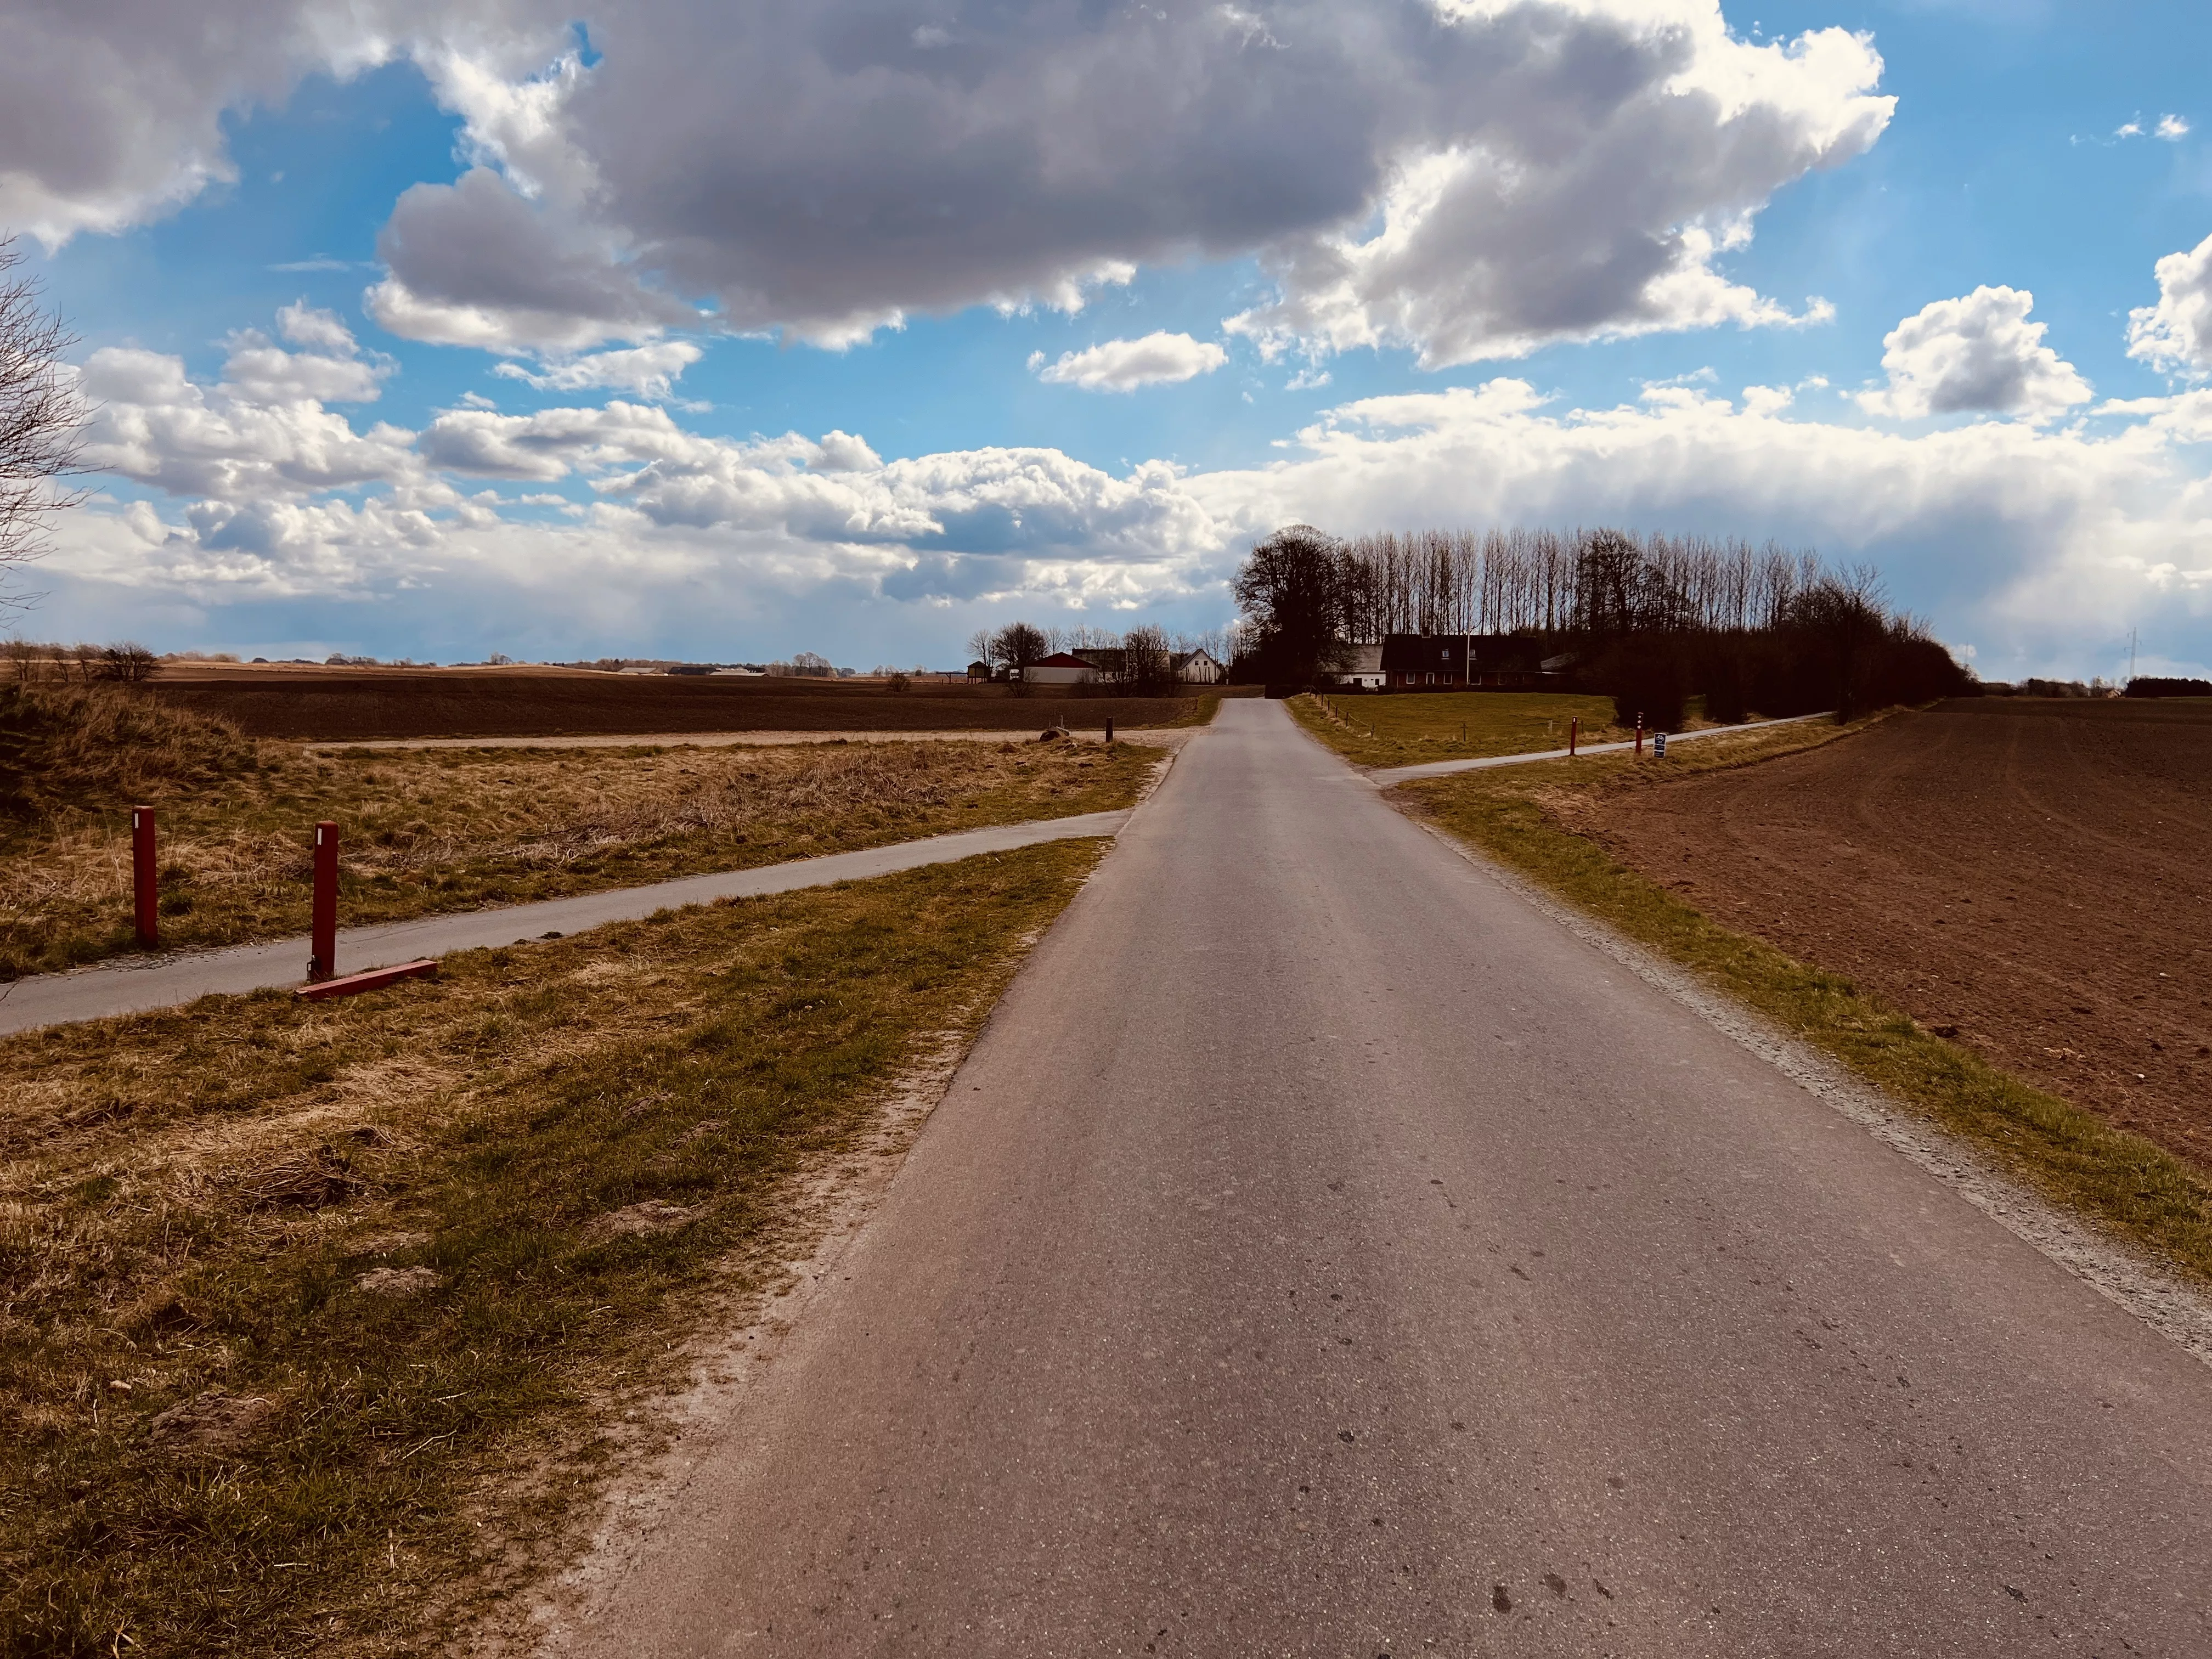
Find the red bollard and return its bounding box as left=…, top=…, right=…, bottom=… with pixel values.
left=1568, top=717, right=1578, bottom=757
left=1635, top=714, right=1645, bottom=756
left=131, top=805, right=158, bottom=947
left=309, top=821, right=339, bottom=982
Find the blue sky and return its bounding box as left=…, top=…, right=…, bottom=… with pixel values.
left=9, top=0, right=2212, bottom=676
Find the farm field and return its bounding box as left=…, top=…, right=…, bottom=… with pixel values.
left=1588, top=698, right=2212, bottom=1171
left=148, top=664, right=1239, bottom=741
left=1, top=716, right=1153, bottom=978
left=1293, top=689, right=1627, bottom=768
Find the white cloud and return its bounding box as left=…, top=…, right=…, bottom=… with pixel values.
left=1857, top=286, right=2090, bottom=421
left=78, top=308, right=421, bottom=501
left=1223, top=5, right=1887, bottom=366
left=2129, top=232, right=2212, bottom=377
left=0, top=2, right=568, bottom=246
left=4, top=0, right=1894, bottom=366
left=491, top=340, right=704, bottom=397
left=1033, top=334, right=1227, bottom=393
left=52, top=294, right=2212, bottom=678
left=2159, top=115, right=2192, bottom=141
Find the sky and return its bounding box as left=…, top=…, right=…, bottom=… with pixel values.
left=5, top=0, right=2211, bottom=678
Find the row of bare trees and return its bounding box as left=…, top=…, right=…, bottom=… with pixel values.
left=1334, top=527, right=1840, bottom=640
left=1234, top=523, right=1972, bottom=723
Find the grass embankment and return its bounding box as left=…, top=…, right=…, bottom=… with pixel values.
left=0, top=839, right=1105, bottom=1655
left=1398, top=719, right=2212, bottom=1286
left=1290, top=690, right=1627, bottom=769
left=1, top=686, right=1150, bottom=978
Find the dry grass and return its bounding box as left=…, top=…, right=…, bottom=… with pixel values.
left=1398, top=719, right=2212, bottom=1289
left=1, top=729, right=1150, bottom=977
left=1289, top=689, right=1628, bottom=769
left=0, top=681, right=260, bottom=814
left=0, top=838, right=1107, bottom=1656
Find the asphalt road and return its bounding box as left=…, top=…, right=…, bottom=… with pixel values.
left=551, top=698, right=2212, bottom=1657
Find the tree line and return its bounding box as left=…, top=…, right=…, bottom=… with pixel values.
left=964, top=621, right=1226, bottom=693
left=1233, top=524, right=1974, bottom=726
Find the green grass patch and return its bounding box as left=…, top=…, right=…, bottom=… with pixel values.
left=0, top=839, right=1105, bottom=1656
left=1290, top=689, right=1627, bottom=768
left=1397, top=730, right=2212, bottom=1288
left=1, top=735, right=1152, bottom=979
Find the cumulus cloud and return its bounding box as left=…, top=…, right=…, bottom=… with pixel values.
left=2129, top=232, right=2212, bottom=377
left=1032, top=334, right=1227, bottom=392
left=0, top=1, right=567, bottom=245
left=1857, top=287, right=2090, bottom=421
left=366, top=166, right=700, bottom=352
left=491, top=340, right=704, bottom=397
left=2158, top=115, right=2192, bottom=141
left=79, top=311, right=422, bottom=501
left=4, top=0, right=1893, bottom=366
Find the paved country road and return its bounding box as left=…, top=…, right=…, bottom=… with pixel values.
left=547, top=699, right=2212, bottom=1657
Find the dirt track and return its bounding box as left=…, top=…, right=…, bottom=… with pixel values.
left=149, top=668, right=1231, bottom=741
left=1592, top=698, right=2212, bottom=1171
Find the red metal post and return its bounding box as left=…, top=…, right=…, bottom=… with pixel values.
left=131, top=805, right=158, bottom=947
left=1635, top=714, right=1645, bottom=756
left=1568, top=718, right=1578, bottom=757
left=309, top=820, right=339, bottom=982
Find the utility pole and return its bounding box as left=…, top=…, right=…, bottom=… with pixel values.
left=2129, top=627, right=2138, bottom=684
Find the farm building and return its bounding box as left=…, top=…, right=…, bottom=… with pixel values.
left=1171, top=648, right=1227, bottom=684
left=1020, top=652, right=1102, bottom=685
left=1325, top=643, right=1386, bottom=689
left=1376, top=634, right=1554, bottom=690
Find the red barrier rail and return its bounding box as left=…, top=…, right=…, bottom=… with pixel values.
left=295, top=958, right=439, bottom=1002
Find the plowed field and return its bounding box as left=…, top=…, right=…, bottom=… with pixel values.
left=1591, top=698, right=2212, bottom=1171
left=148, top=665, right=1229, bottom=741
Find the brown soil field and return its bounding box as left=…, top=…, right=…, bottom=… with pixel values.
left=148, top=665, right=1241, bottom=741
left=1589, top=698, right=2212, bottom=1170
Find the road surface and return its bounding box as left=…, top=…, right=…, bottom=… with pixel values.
left=550, top=698, right=2212, bottom=1656
left=0, top=810, right=1128, bottom=1036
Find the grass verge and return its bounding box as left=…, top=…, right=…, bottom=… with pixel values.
left=2, top=734, right=1152, bottom=978
left=0, top=838, right=1106, bottom=1656
left=1289, top=689, right=1627, bottom=769
left=1397, top=720, right=2212, bottom=1288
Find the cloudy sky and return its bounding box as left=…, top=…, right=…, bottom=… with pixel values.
left=7, top=0, right=2211, bottom=676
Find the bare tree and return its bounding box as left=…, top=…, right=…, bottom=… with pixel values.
left=0, top=236, right=84, bottom=607
left=989, top=621, right=1050, bottom=674
left=1122, top=623, right=1172, bottom=691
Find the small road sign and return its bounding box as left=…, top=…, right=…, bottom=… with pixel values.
left=1653, top=731, right=1668, bottom=758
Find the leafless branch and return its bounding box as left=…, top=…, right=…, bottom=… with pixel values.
left=0, top=234, right=87, bottom=606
